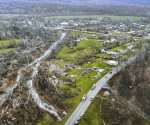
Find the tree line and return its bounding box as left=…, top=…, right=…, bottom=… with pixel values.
left=0, top=1, right=150, bottom=17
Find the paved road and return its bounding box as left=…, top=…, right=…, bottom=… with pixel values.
left=65, top=55, right=137, bottom=125
left=65, top=69, right=117, bottom=125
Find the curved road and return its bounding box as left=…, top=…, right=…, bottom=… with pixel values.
left=65, top=55, right=137, bottom=125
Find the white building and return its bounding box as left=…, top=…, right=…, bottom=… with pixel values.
left=105, top=60, right=118, bottom=66
left=104, top=91, right=110, bottom=97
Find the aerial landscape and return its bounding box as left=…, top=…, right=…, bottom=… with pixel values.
left=0, top=0, right=150, bottom=125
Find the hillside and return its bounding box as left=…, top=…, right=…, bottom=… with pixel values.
left=1, top=0, right=150, bottom=5
left=0, top=0, right=150, bottom=16
left=0, top=1, right=150, bottom=125
left=106, top=44, right=150, bottom=125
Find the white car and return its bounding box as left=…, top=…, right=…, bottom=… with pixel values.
left=82, top=95, right=87, bottom=100
left=80, top=112, right=84, bottom=117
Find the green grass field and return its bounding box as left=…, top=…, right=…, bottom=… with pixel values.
left=0, top=39, right=21, bottom=48
left=0, top=48, right=16, bottom=54
left=79, top=95, right=106, bottom=125
left=46, top=15, right=142, bottom=21
left=0, top=39, right=21, bottom=54
left=57, top=39, right=103, bottom=62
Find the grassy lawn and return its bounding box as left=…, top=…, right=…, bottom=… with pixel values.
left=82, top=58, right=112, bottom=69
left=37, top=112, right=55, bottom=125
left=46, top=15, right=100, bottom=19
left=79, top=97, right=102, bottom=125
left=70, top=32, right=102, bottom=41
left=62, top=60, right=111, bottom=94
left=57, top=39, right=103, bottom=62
left=57, top=46, right=76, bottom=61
left=108, top=15, right=142, bottom=21
left=111, top=41, right=137, bottom=53
left=111, top=39, right=144, bottom=57
left=111, top=44, right=127, bottom=52
left=77, top=39, right=102, bottom=48
left=46, top=15, right=142, bottom=21
left=97, top=53, right=111, bottom=59
left=0, top=39, right=21, bottom=54
left=0, top=39, right=21, bottom=48
left=79, top=94, right=107, bottom=125
left=0, top=48, right=16, bottom=54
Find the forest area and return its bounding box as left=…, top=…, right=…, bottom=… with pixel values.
left=106, top=42, right=150, bottom=125
left=0, top=1, right=150, bottom=17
